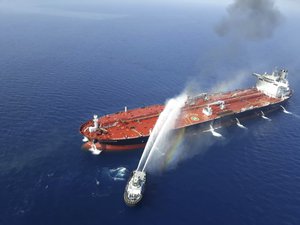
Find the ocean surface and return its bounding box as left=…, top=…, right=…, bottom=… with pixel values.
left=1, top=1, right=300, bottom=225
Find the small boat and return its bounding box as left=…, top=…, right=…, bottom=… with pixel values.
left=124, top=170, right=146, bottom=206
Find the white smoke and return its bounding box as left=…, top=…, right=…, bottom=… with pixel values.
left=210, top=70, right=250, bottom=93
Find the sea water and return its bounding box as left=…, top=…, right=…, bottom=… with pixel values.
left=0, top=1, right=300, bottom=225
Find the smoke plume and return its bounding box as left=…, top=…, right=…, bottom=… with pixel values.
left=215, top=0, right=283, bottom=41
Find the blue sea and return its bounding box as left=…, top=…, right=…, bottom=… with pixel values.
left=1, top=1, right=300, bottom=225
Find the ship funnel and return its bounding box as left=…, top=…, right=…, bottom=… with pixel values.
left=279, top=69, right=288, bottom=80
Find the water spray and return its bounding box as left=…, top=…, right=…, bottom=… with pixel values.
left=280, top=105, right=292, bottom=114
left=261, top=111, right=272, bottom=121
left=280, top=105, right=300, bottom=119
left=141, top=95, right=187, bottom=172
left=236, top=118, right=247, bottom=129
left=142, top=106, right=179, bottom=172
left=89, top=142, right=102, bottom=155
left=136, top=100, right=178, bottom=171
left=209, top=125, right=223, bottom=138
left=124, top=95, right=186, bottom=206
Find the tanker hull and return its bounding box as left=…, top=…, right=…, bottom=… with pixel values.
left=81, top=99, right=289, bottom=151
left=80, top=69, right=292, bottom=152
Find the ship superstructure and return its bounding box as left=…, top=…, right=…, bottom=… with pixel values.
left=80, top=69, right=292, bottom=152
left=253, top=69, right=290, bottom=98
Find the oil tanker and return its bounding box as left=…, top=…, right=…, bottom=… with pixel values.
left=80, top=69, right=291, bottom=153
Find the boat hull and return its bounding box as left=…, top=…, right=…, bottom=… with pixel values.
left=123, top=191, right=143, bottom=207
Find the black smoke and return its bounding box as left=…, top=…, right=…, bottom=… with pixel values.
left=215, top=0, right=283, bottom=41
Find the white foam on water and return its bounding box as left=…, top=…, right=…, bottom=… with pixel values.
left=108, top=167, right=128, bottom=181
left=82, top=136, right=89, bottom=142
left=89, top=143, right=102, bottom=155
left=91, top=149, right=102, bottom=155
